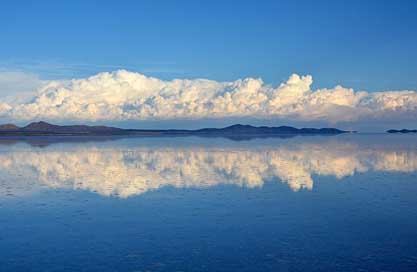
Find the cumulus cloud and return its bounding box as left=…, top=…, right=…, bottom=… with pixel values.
left=0, top=70, right=416, bottom=123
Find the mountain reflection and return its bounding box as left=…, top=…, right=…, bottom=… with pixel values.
left=1, top=139, right=416, bottom=198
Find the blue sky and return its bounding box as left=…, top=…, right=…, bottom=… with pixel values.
left=0, top=0, right=416, bottom=130
left=1, top=0, right=417, bottom=90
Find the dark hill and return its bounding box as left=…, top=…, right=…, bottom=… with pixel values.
left=0, top=124, right=20, bottom=130
left=22, top=121, right=123, bottom=134
left=0, top=121, right=350, bottom=137
left=195, top=124, right=347, bottom=135
left=387, top=129, right=417, bottom=134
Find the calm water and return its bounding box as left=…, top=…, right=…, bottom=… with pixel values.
left=1, top=134, right=417, bottom=271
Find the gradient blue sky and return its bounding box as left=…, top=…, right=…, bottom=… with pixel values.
left=1, top=0, right=416, bottom=91
left=0, top=0, right=416, bottom=131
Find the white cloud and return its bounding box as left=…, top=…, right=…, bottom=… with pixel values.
left=0, top=69, right=416, bottom=123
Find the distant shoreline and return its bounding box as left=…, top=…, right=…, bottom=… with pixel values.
left=387, top=129, right=417, bottom=134
left=0, top=121, right=352, bottom=138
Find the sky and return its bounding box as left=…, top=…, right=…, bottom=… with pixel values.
left=0, top=0, right=416, bottom=130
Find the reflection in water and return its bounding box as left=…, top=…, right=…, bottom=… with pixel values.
left=1, top=139, right=417, bottom=198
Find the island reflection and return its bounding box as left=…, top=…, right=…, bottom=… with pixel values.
left=1, top=137, right=416, bottom=198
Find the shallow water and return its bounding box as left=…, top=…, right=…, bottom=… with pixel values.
left=1, top=134, right=417, bottom=271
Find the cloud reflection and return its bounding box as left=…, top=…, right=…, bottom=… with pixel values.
left=0, top=140, right=416, bottom=198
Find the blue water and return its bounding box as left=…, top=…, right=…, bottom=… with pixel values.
left=1, top=134, right=417, bottom=271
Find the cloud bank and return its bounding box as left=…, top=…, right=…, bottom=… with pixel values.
left=0, top=70, right=416, bottom=123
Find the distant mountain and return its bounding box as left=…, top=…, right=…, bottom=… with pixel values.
left=0, top=121, right=123, bottom=135
left=0, top=121, right=350, bottom=137
left=21, top=121, right=123, bottom=133
left=387, top=129, right=417, bottom=134
left=0, top=124, right=20, bottom=130
left=194, top=124, right=347, bottom=135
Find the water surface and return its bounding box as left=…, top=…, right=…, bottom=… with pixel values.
left=1, top=134, right=417, bottom=271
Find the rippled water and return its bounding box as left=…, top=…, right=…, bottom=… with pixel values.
left=1, top=134, right=417, bottom=271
